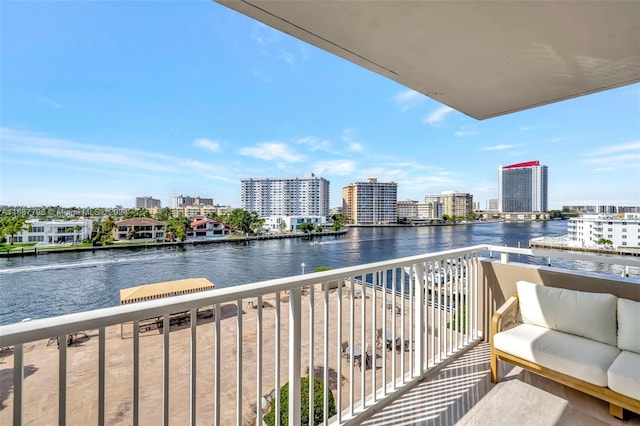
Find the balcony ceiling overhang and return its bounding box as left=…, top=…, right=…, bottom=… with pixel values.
left=216, top=0, right=640, bottom=120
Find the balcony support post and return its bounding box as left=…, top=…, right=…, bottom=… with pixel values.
left=288, top=287, right=301, bottom=426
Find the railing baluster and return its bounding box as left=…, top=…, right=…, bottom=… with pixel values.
left=400, top=268, right=405, bottom=384
left=163, top=315, right=170, bottom=426
left=190, top=310, right=197, bottom=425
left=323, top=281, right=329, bottom=425
left=13, top=343, right=23, bottom=426
left=360, top=276, right=366, bottom=409
left=414, top=262, right=425, bottom=376
left=288, top=288, right=301, bottom=426
left=133, top=320, right=140, bottom=426
left=308, top=285, right=314, bottom=425
left=408, top=265, right=414, bottom=378
left=336, top=278, right=343, bottom=423
left=214, top=304, right=221, bottom=426
left=391, top=268, right=397, bottom=391
left=98, top=327, right=105, bottom=426
left=257, top=296, right=263, bottom=426
left=236, top=300, right=243, bottom=426
left=371, top=271, right=377, bottom=402
left=349, top=276, right=354, bottom=416
left=275, top=292, right=280, bottom=426
left=59, top=334, right=67, bottom=426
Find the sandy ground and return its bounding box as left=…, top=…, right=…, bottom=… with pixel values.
left=1, top=283, right=459, bottom=425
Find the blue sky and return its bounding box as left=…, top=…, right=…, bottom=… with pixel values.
left=1, top=1, right=639, bottom=210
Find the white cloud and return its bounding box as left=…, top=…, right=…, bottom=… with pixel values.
left=583, top=153, right=640, bottom=165
left=590, top=141, right=640, bottom=155
left=204, top=174, right=236, bottom=183
left=238, top=142, right=304, bottom=162
left=348, top=141, right=363, bottom=152
left=193, top=138, right=221, bottom=152
left=297, top=136, right=334, bottom=152
left=393, top=90, right=424, bottom=111
left=482, top=144, right=515, bottom=151
left=41, top=96, right=63, bottom=109
left=1, top=127, right=175, bottom=173
left=424, top=105, right=454, bottom=125
left=313, top=159, right=356, bottom=176
left=454, top=131, right=479, bottom=137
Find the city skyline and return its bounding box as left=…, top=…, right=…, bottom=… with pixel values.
left=1, top=1, right=639, bottom=210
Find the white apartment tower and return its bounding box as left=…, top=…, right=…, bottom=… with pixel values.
left=343, top=178, right=398, bottom=225
left=135, top=196, right=161, bottom=209
left=498, top=161, right=548, bottom=213
left=240, top=173, right=330, bottom=218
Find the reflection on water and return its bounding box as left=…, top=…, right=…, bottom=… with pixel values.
left=0, top=221, right=636, bottom=325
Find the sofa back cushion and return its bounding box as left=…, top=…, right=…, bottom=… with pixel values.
left=516, top=281, right=617, bottom=346
left=618, top=298, right=640, bottom=353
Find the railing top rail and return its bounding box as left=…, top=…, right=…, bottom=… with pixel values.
left=0, top=245, right=488, bottom=346
left=487, top=244, right=640, bottom=268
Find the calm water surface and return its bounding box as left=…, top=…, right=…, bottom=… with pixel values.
left=0, top=221, right=633, bottom=325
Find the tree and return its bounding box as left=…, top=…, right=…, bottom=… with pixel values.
left=597, top=238, right=613, bottom=247
left=0, top=216, right=30, bottom=245
left=154, top=207, right=173, bottom=222
left=299, top=222, right=315, bottom=234
left=331, top=213, right=347, bottom=231
left=101, top=216, right=116, bottom=234
left=167, top=215, right=191, bottom=241
left=279, top=219, right=287, bottom=233
left=315, top=225, right=323, bottom=232
left=263, top=377, right=336, bottom=426
left=469, top=211, right=478, bottom=221
left=226, top=209, right=263, bottom=235
left=123, top=208, right=151, bottom=219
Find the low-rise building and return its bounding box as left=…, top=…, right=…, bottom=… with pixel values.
left=568, top=214, right=640, bottom=249
left=190, top=216, right=229, bottom=237
left=14, top=219, right=93, bottom=244
left=262, top=215, right=326, bottom=232
left=114, top=218, right=166, bottom=241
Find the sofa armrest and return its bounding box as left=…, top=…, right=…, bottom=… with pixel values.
left=491, top=296, right=519, bottom=337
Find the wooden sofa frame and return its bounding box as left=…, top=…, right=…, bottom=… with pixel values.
left=490, top=295, right=640, bottom=420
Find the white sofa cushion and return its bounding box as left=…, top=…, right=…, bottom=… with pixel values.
left=516, top=281, right=617, bottom=346
left=493, top=323, right=620, bottom=386
left=617, top=298, right=640, bottom=353
left=608, top=350, right=640, bottom=400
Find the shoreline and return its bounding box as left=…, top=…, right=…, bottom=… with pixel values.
left=0, top=229, right=349, bottom=258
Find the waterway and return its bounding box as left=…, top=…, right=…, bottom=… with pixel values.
left=0, top=221, right=634, bottom=325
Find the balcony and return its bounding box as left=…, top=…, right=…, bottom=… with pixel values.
left=1, top=245, right=639, bottom=425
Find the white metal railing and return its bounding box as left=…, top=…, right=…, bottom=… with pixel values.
left=1, top=244, right=639, bottom=426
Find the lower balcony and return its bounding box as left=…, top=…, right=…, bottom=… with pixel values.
left=0, top=245, right=638, bottom=425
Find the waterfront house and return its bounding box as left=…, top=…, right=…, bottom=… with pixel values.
left=114, top=217, right=166, bottom=241
left=14, top=219, right=93, bottom=244
left=190, top=216, right=229, bottom=237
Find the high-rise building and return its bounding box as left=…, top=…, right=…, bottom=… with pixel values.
left=135, top=196, right=161, bottom=209
left=498, top=161, right=548, bottom=213
left=172, top=195, right=214, bottom=208
left=440, top=191, right=474, bottom=218
left=240, top=173, right=330, bottom=218
left=486, top=198, right=499, bottom=211
left=343, top=178, right=397, bottom=225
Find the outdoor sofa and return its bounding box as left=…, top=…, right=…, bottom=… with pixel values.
left=491, top=280, right=640, bottom=419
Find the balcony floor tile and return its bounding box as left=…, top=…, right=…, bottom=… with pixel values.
left=362, top=342, right=640, bottom=426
